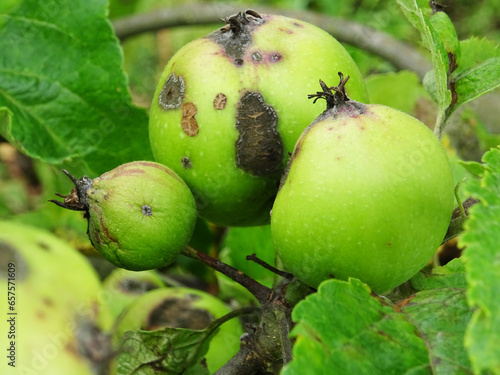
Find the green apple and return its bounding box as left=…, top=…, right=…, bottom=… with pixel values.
left=113, top=287, right=243, bottom=373
left=101, top=268, right=165, bottom=320
left=52, top=161, right=197, bottom=271
left=0, top=221, right=112, bottom=374
left=149, top=10, right=368, bottom=226
left=271, top=76, right=455, bottom=294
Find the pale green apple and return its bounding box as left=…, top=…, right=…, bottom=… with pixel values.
left=0, top=221, right=112, bottom=374
left=113, top=287, right=243, bottom=373
left=149, top=10, right=368, bottom=226
left=271, top=79, right=454, bottom=294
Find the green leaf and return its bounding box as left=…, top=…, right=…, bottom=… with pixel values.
left=451, top=57, right=500, bottom=113
left=459, top=109, right=500, bottom=153
left=220, top=226, right=276, bottom=287
left=399, top=288, right=473, bottom=374
left=283, top=278, right=430, bottom=375
left=365, top=71, right=428, bottom=115
left=429, top=11, right=461, bottom=66
left=455, top=37, right=500, bottom=76
left=446, top=38, right=500, bottom=115
left=0, top=0, right=153, bottom=176
left=397, top=0, right=451, bottom=112
left=459, top=161, right=487, bottom=178
left=459, top=147, right=500, bottom=375
left=217, top=226, right=276, bottom=305
left=116, top=328, right=210, bottom=375
left=410, top=257, right=467, bottom=292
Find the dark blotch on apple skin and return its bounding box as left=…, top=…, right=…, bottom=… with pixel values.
left=158, top=73, right=185, bottom=110
left=207, top=10, right=265, bottom=65
left=181, top=156, right=192, bottom=169
left=119, top=278, right=159, bottom=295
left=147, top=297, right=214, bottom=331
left=235, top=92, right=283, bottom=176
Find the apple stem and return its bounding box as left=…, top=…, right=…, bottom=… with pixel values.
left=308, top=72, right=351, bottom=110
left=181, top=245, right=271, bottom=304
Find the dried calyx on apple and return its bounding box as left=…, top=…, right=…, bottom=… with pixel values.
left=271, top=73, right=455, bottom=294
left=51, top=161, right=197, bottom=271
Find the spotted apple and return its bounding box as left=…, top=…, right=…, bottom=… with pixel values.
left=149, top=10, right=368, bottom=226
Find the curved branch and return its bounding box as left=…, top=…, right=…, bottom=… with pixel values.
left=111, top=3, right=432, bottom=80
left=181, top=246, right=271, bottom=305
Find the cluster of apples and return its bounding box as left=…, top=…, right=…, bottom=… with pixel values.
left=54, top=10, right=454, bottom=295
left=0, top=222, right=242, bottom=374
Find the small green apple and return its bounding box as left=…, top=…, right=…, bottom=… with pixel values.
left=113, top=287, right=243, bottom=373
left=51, top=161, right=197, bottom=271
left=271, top=75, right=455, bottom=294
left=149, top=10, right=368, bottom=226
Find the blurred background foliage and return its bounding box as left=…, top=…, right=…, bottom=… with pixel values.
left=106, top=0, right=500, bottom=105
left=1, top=0, right=499, bottom=283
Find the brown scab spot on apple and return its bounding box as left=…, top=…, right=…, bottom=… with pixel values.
left=158, top=73, right=185, bottom=110
left=147, top=296, right=214, bottom=331
left=235, top=92, right=283, bottom=176
left=181, top=156, right=192, bottom=169
left=213, top=93, right=227, bottom=110
left=181, top=102, right=199, bottom=137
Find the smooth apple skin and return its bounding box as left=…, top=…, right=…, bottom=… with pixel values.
left=271, top=104, right=455, bottom=294
left=149, top=13, right=368, bottom=226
